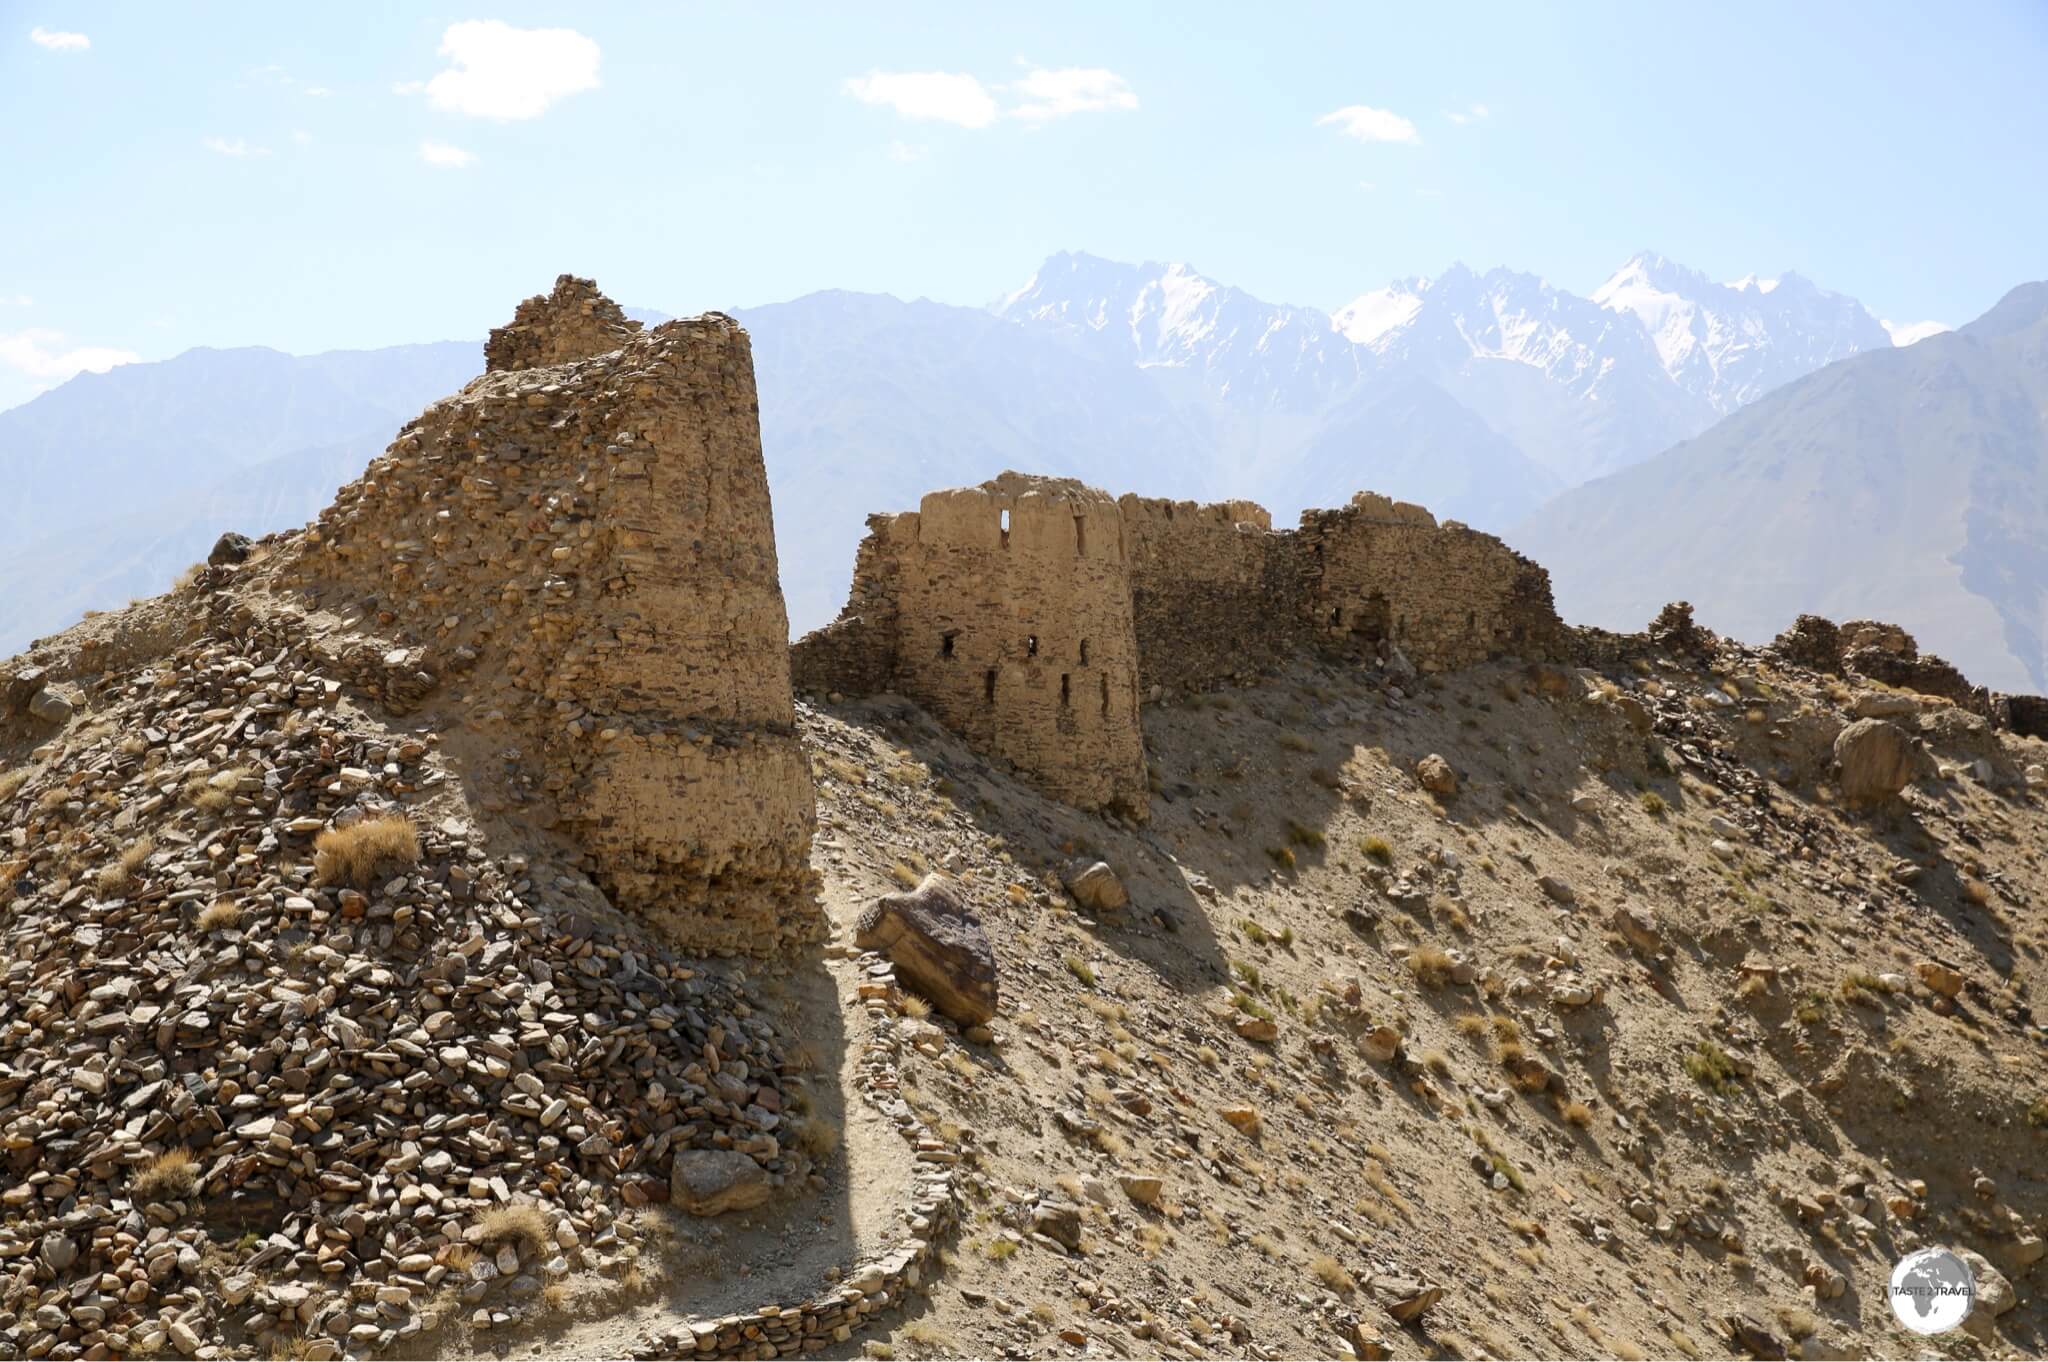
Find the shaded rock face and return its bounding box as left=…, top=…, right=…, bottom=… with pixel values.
left=853, top=875, right=998, bottom=1025
left=670, top=1149, right=772, bottom=1216
left=1834, top=718, right=1918, bottom=805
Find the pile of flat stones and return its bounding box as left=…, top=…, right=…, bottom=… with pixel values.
left=0, top=621, right=811, bottom=1358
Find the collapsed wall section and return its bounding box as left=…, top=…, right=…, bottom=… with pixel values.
left=282, top=298, right=817, bottom=954
left=1300, top=492, right=1565, bottom=671
left=795, top=473, right=1149, bottom=817
left=485, top=274, right=643, bottom=373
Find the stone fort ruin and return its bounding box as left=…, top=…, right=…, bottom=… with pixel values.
left=276, top=276, right=817, bottom=953
left=794, top=474, right=1566, bottom=813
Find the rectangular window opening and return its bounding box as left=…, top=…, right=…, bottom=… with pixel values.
left=984, top=668, right=997, bottom=705
left=1060, top=673, right=1071, bottom=706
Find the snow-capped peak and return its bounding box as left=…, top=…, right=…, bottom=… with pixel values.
left=1727, top=273, right=1779, bottom=294
left=1332, top=281, right=1423, bottom=344
left=1882, top=318, right=1951, bottom=347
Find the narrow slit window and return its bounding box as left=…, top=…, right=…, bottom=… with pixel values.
left=1079, top=638, right=1090, bottom=665
left=1060, top=673, right=1071, bottom=706
left=1026, top=634, right=1038, bottom=658
left=1099, top=672, right=1110, bottom=717
left=984, top=668, right=997, bottom=704
left=1074, top=515, right=1087, bottom=556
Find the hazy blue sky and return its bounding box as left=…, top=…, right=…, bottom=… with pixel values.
left=4, top=2, right=2045, bottom=410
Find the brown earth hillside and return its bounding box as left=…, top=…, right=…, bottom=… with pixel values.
left=0, top=278, right=2044, bottom=1362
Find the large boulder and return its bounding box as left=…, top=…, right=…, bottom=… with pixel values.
left=1414, top=754, right=1458, bottom=796
left=1833, top=718, right=1918, bottom=805
left=670, top=1149, right=771, bottom=1216
left=1064, top=861, right=1128, bottom=912
left=208, top=532, right=253, bottom=566
left=854, top=874, right=998, bottom=1025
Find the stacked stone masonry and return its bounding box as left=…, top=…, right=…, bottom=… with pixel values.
left=278, top=283, right=817, bottom=954
left=793, top=476, right=1567, bottom=813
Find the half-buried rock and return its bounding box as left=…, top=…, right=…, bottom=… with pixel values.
left=854, top=874, right=998, bottom=1025
left=670, top=1149, right=772, bottom=1216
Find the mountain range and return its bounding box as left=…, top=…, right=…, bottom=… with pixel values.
left=1519, top=281, right=2048, bottom=692
left=0, top=250, right=1988, bottom=676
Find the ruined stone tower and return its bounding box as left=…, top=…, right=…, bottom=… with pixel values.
left=795, top=473, right=1150, bottom=817
left=281, top=279, right=817, bottom=953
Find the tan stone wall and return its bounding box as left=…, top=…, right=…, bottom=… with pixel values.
left=485, top=274, right=642, bottom=373
left=1299, top=492, right=1564, bottom=671
left=796, top=473, right=1149, bottom=816
left=278, top=290, right=816, bottom=954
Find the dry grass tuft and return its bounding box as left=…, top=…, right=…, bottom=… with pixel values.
left=196, top=899, right=243, bottom=932
left=1407, top=945, right=1456, bottom=989
left=897, top=992, right=932, bottom=1020
left=476, top=1201, right=552, bottom=1250
left=132, top=1148, right=199, bottom=1202
left=1310, top=1254, right=1357, bottom=1295
left=1559, top=1098, right=1594, bottom=1128
left=96, top=836, right=156, bottom=897
left=0, top=768, right=29, bottom=804
left=792, top=1117, right=841, bottom=1159
left=314, top=813, right=420, bottom=888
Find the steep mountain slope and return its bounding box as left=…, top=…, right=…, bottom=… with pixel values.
left=1515, top=282, right=2048, bottom=692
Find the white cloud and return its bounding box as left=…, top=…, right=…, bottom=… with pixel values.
left=419, top=140, right=477, bottom=169
left=843, top=70, right=997, bottom=128
left=0, top=329, right=138, bottom=385
left=29, top=26, right=88, bottom=52
left=400, top=20, right=600, bottom=120
left=1317, top=104, right=1419, bottom=144
left=1882, top=318, right=1951, bottom=347
left=292, top=129, right=313, bottom=146
left=304, top=85, right=332, bottom=97
left=886, top=140, right=928, bottom=163
left=1009, top=66, right=1138, bottom=122
left=203, top=137, right=272, bottom=158
left=1, top=295, right=30, bottom=307
left=1445, top=102, right=1490, bottom=126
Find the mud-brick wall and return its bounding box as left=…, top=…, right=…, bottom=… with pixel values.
left=281, top=294, right=817, bottom=954
left=839, top=474, right=1149, bottom=816
left=789, top=515, right=908, bottom=698
left=1118, top=494, right=1307, bottom=695
left=1300, top=492, right=1565, bottom=671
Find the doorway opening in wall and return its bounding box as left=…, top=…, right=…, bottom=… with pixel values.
left=941, top=630, right=958, bottom=659
left=984, top=668, right=997, bottom=704
left=1353, top=591, right=1391, bottom=646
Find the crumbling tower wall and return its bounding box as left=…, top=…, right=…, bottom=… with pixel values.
left=484, top=274, right=643, bottom=373
left=1117, top=494, right=1305, bottom=695
left=1300, top=492, right=1565, bottom=671
left=796, top=473, right=1149, bottom=816
left=279, top=283, right=816, bottom=954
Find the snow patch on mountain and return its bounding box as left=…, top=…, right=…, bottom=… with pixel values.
left=1882, top=318, right=1951, bottom=347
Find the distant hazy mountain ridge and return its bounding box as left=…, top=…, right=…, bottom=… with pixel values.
left=0, top=250, right=1925, bottom=655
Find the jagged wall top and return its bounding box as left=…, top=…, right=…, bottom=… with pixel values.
left=484, top=274, right=643, bottom=373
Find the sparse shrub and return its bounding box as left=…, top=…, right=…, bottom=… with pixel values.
left=2026, top=1096, right=2048, bottom=1129
left=1424, top=1050, right=1451, bottom=1077
left=132, top=1148, right=199, bottom=1202
left=1196, top=1045, right=1219, bottom=1067
left=1559, top=1099, right=1594, bottom=1128
left=1639, top=791, right=1667, bottom=817
left=792, top=1117, right=841, bottom=1159
left=1683, top=1041, right=1740, bottom=1093
left=1064, top=954, right=1096, bottom=987
left=986, top=1237, right=1018, bottom=1261
left=1309, top=766, right=1342, bottom=790
left=1238, top=918, right=1270, bottom=945
left=1276, top=733, right=1314, bottom=754
left=0, top=768, right=29, bottom=804
left=1265, top=845, right=1296, bottom=870
left=897, top=992, right=931, bottom=1020
left=1361, top=835, right=1394, bottom=866
left=171, top=562, right=206, bottom=592
left=313, top=813, right=419, bottom=888
left=1838, top=970, right=1891, bottom=1003
left=1408, top=945, right=1455, bottom=989
left=1286, top=820, right=1326, bottom=850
